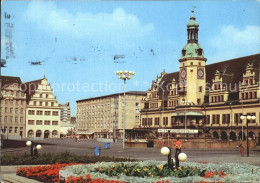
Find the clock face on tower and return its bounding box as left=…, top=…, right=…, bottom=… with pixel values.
left=197, top=68, right=204, bottom=79
left=181, top=68, right=187, bottom=79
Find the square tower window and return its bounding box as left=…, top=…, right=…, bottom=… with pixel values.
left=197, top=48, right=202, bottom=56
left=191, top=62, right=193, bottom=66
left=182, top=49, right=186, bottom=56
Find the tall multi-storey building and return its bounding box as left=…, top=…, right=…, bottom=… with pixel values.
left=22, top=76, right=61, bottom=138
left=0, top=76, right=26, bottom=138
left=71, top=117, right=76, bottom=124
left=139, top=12, right=260, bottom=144
left=76, top=91, right=146, bottom=139
left=59, top=102, right=71, bottom=123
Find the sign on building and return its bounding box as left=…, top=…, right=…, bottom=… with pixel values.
left=158, top=129, right=198, bottom=134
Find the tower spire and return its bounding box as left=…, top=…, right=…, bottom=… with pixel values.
left=187, top=8, right=199, bottom=44
left=179, top=9, right=206, bottom=61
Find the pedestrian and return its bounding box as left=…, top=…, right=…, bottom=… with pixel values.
left=175, top=138, right=182, bottom=168
left=175, top=138, right=182, bottom=154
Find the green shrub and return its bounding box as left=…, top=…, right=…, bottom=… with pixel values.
left=0, top=152, right=136, bottom=165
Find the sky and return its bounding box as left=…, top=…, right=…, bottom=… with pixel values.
left=1, top=1, right=260, bottom=116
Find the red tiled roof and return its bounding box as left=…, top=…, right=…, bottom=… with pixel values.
left=157, top=54, right=260, bottom=100
left=0, top=76, right=22, bottom=89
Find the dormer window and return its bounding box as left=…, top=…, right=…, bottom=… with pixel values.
left=197, top=48, right=202, bottom=56
left=182, top=49, right=186, bottom=57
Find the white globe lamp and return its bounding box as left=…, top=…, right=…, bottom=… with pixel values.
left=178, top=153, right=187, bottom=162
left=36, top=144, right=42, bottom=150
left=26, top=141, right=32, bottom=147
left=160, top=147, right=170, bottom=156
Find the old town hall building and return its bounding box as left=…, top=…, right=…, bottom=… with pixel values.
left=139, top=12, right=260, bottom=144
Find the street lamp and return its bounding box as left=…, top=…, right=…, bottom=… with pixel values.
left=240, top=115, right=245, bottom=141
left=240, top=115, right=256, bottom=157
left=116, top=70, right=135, bottom=150
left=246, top=115, right=255, bottom=157
left=26, top=141, right=42, bottom=156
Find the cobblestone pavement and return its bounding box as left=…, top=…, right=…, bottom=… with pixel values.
left=1, top=139, right=260, bottom=166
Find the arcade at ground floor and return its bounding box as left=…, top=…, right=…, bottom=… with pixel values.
left=125, top=126, right=260, bottom=145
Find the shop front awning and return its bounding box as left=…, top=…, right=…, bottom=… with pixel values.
left=172, top=111, right=203, bottom=117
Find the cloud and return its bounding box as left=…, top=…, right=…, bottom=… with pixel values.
left=23, top=2, right=154, bottom=43
left=208, top=25, right=260, bottom=62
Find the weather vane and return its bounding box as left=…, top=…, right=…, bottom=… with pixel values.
left=192, top=6, right=196, bottom=14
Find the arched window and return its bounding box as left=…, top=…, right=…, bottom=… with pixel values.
left=44, top=130, right=50, bottom=138
left=249, top=131, right=255, bottom=140
left=239, top=131, right=246, bottom=140
left=229, top=131, right=236, bottom=140
left=52, top=130, right=58, bottom=138
left=28, top=130, right=34, bottom=137
left=213, top=131, right=219, bottom=139
left=36, top=130, right=42, bottom=137
left=221, top=131, right=227, bottom=140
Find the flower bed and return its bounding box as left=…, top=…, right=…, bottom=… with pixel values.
left=16, top=163, right=78, bottom=182
left=61, top=161, right=260, bottom=183
left=93, top=162, right=205, bottom=178
left=16, top=161, right=260, bottom=183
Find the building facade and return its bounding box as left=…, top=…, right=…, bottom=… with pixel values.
left=76, top=91, right=146, bottom=139
left=0, top=76, right=26, bottom=138
left=59, top=102, right=71, bottom=124
left=139, top=12, right=260, bottom=143
left=22, top=76, right=61, bottom=138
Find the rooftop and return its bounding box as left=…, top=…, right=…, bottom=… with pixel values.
left=77, top=91, right=147, bottom=103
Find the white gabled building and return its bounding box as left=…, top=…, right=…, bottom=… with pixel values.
left=22, top=76, right=61, bottom=138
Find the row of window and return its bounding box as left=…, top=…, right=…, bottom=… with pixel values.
left=78, top=104, right=112, bottom=111
left=2, top=91, right=25, bottom=97
left=148, top=93, right=158, bottom=98
left=142, top=117, right=169, bottom=126
left=240, top=91, right=257, bottom=100
left=38, top=93, right=49, bottom=98
left=4, top=100, right=25, bottom=105
left=2, top=116, right=24, bottom=123
left=28, top=120, right=58, bottom=125
left=1, top=126, right=23, bottom=133
left=211, top=95, right=224, bottom=103
left=150, top=103, right=159, bottom=108
left=78, top=123, right=112, bottom=128
left=3, top=107, right=24, bottom=114
left=28, top=110, right=59, bottom=116
left=169, top=100, right=179, bottom=107
left=243, top=78, right=255, bottom=85
left=141, top=112, right=257, bottom=126
left=32, top=101, right=55, bottom=107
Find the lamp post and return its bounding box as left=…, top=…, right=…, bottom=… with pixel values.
left=240, top=115, right=256, bottom=157
left=26, top=141, right=42, bottom=157
left=116, top=70, right=135, bottom=150
left=246, top=115, right=256, bottom=157
left=240, top=115, right=245, bottom=141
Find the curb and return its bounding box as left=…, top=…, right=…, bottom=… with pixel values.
left=1, top=174, right=41, bottom=183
